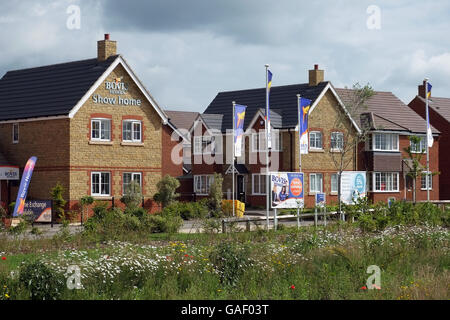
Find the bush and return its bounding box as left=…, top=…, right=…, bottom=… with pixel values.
left=153, top=175, right=180, bottom=208
left=50, top=183, right=66, bottom=220
left=209, top=242, right=249, bottom=286
left=208, top=173, right=223, bottom=215
left=148, top=214, right=183, bottom=233
left=19, top=260, right=65, bottom=300
left=120, top=180, right=142, bottom=209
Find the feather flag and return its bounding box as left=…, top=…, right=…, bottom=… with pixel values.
left=299, top=97, right=311, bottom=154
left=266, top=69, right=273, bottom=149
left=234, top=104, right=247, bottom=157
left=426, top=82, right=433, bottom=147
left=13, top=156, right=37, bottom=217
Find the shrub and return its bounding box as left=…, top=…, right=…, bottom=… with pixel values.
left=123, top=214, right=141, bottom=231
left=120, top=180, right=142, bottom=209
left=126, top=207, right=147, bottom=218
left=19, top=260, right=65, bottom=300
left=148, top=214, right=183, bottom=233
left=50, top=183, right=66, bottom=220
left=209, top=242, right=249, bottom=286
left=208, top=173, right=223, bottom=215
left=153, top=175, right=180, bottom=208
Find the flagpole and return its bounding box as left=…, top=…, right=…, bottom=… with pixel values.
left=232, top=101, right=236, bottom=216
left=297, top=94, right=302, bottom=172
left=425, top=78, right=430, bottom=202
left=265, top=64, right=270, bottom=230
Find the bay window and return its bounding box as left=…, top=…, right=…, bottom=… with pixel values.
left=373, top=172, right=399, bottom=192
left=373, top=133, right=398, bottom=151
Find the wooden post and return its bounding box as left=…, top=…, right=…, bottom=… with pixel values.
left=246, top=218, right=250, bottom=232
left=222, top=219, right=226, bottom=233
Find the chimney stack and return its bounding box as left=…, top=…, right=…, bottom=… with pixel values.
left=97, top=34, right=117, bottom=62
left=308, top=64, right=324, bottom=86
left=418, top=80, right=427, bottom=98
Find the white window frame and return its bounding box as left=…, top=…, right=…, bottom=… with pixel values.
left=410, top=136, right=426, bottom=154
left=12, top=123, right=19, bottom=144
left=193, top=135, right=215, bottom=155
left=123, top=172, right=142, bottom=195
left=309, top=131, right=323, bottom=150
left=194, top=175, right=214, bottom=195
left=252, top=174, right=267, bottom=195
left=331, top=173, right=338, bottom=193
left=373, top=172, right=399, bottom=192
left=309, top=173, right=323, bottom=193
left=122, top=120, right=142, bottom=143
left=91, top=172, right=111, bottom=196
left=420, top=172, right=432, bottom=190
left=91, top=118, right=111, bottom=142
left=331, top=132, right=344, bottom=151
left=372, top=133, right=399, bottom=152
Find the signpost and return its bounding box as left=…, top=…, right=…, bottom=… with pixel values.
left=340, top=171, right=367, bottom=205
left=22, top=200, right=52, bottom=223
left=315, top=193, right=326, bottom=227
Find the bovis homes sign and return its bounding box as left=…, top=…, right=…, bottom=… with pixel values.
left=0, top=166, right=19, bottom=180
left=92, top=77, right=142, bottom=106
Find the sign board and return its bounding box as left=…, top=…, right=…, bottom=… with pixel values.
left=340, top=171, right=367, bottom=204
left=315, top=193, right=326, bottom=208
left=22, top=200, right=52, bottom=222
left=270, top=172, right=304, bottom=209
left=0, top=166, right=19, bottom=180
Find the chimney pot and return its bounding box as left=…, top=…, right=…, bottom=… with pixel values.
left=314, top=64, right=318, bottom=70
left=97, top=34, right=117, bottom=61
left=105, top=33, right=110, bottom=40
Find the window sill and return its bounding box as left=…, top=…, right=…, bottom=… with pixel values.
left=89, top=141, right=113, bottom=146
left=330, top=149, right=342, bottom=153
left=371, top=190, right=400, bottom=193
left=309, top=149, right=324, bottom=153
left=330, top=192, right=338, bottom=196
left=420, top=189, right=432, bottom=191
left=92, top=196, right=112, bottom=200
left=308, top=191, right=323, bottom=196
left=121, top=142, right=144, bottom=147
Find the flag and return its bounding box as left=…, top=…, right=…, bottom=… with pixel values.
left=299, top=97, right=311, bottom=154
left=426, top=82, right=433, bottom=147
left=234, top=104, right=247, bottom=157
left=13, top=156, right=37, bottom=217
left=266, top=69, right=273, bottom=149
left=426, top=82, right=432, bottom=98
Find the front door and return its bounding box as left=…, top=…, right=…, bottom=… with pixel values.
left=237, top=175, right=245, bottom=203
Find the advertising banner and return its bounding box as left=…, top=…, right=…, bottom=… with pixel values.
left=13, top=156, right=37, bottom=217
left=0, top=166, right=19, bottom=180
left=23, top=200, right=52, bottom=222
left=340, top=171, right=367, bottom=204
left=315, top=193, right=326, bottom=208
left=234, top=104, right=247, bottom=157
left=270, top=172, right=304, bottom=209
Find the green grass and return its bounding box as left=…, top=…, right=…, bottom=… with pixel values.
left=0, top=223, right=448, bottom=300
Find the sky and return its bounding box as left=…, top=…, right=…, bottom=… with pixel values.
left=1, top=0, right=449, bottom=112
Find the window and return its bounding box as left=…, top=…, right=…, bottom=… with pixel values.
left=123, top=172, right=142, bottom=194
left=193, top=136, right=215, bottom=155
left=331, top=173, right=338, bottom=193
left=123, top=120, right=142, bottom=142
left=373, top=172, right=399, bottom=192
left=411, top=136, right=426, bottom=153
left=91, top=172, right=110, bottom=196
left=91, top=118, right=111, bottom=141
left=373, top=133, right=398, bottom=151
left=194, top=175, right=214, bottom=194
left=421, top=172, right=432, bottom=190
left=252, top=174, right=267, bottom=195
left=309, top=173, right=323, bottom=193
left=309, top=131, right=323, bottom=149
left=251, top=131, right=281, bottom=152
left=12, top=123, right=19, bottom=143
left=331, top=132, right=344, bottom=151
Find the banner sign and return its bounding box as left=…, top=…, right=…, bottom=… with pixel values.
left=234, top=104, right=247, bottom=157
left=315, top=193, right=326, bottom=208
left=299, top=97, right=311, bottom=154
left=270, top=172, right=304, bottom=209
left=22, top=200, right=52, bottom=222
left=340, top=171, right=367, bottom=205
left=0, top=166, right=19, bottom=180
left=13, top=156, right=37, bottom=217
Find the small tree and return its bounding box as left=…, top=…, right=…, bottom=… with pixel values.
left=329, top=83, right=374, bottom=217
left=208, top=173, right=223, bottom=215
left=153, top=175, right=180, bottom=208
left=50, top=183, right=66, bottom=220
left=79, top=195, right=94, bottom=222
left=120, top=180, right=143, bottom=209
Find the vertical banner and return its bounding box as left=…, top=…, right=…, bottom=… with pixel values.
left=299, top=97, right=311, bottom=154
left=266, top=69, right=273, bottom=149
left=234, top=104, right=247, bottom=157
left=13, top=156, right=37, bottom=217
left=340, top=171, right=366, bottom=204
left=270, top=172, right=304, bottom=208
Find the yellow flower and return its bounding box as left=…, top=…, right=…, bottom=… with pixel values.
left=5, top=293, right=9, bottom=299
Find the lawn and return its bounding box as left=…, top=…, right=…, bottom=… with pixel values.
left=0, top=222, right=448, bottom=300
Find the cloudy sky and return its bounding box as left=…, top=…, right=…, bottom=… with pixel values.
left=1, top=0, right=449, bottom=112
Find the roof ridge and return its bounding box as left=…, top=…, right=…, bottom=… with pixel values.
left=218, top=81, right=330, bottom=95
left=3, top=55, right=119, bottom=74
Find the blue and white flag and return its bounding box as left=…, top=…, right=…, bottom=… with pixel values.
left=234, top=104, right=247, bottom=157
left=426, top=82, right=433, bottom=147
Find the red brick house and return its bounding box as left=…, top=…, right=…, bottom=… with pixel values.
left=408, top=81, right=450, bottom=200
left=189, top=65, right=361, bottom=208
left=337, top=88, right=440, bottom=203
